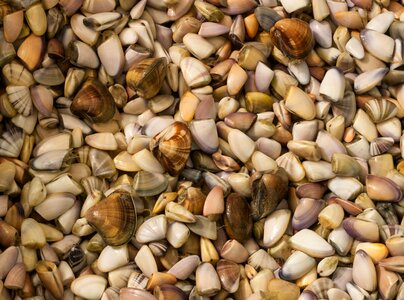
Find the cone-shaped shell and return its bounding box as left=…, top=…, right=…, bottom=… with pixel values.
left=36, top=261, right=64, bottom=299
left=150, top=122, right=192, bottom=176
left=85, top=192, right=137, bottom=246
left=126, top=58, right=167, bottom=99
left=70, top=78, right=116, bottom=123
left=270, top=18, right=314, bottom=59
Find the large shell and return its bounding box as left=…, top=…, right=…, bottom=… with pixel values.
left=269, top=18, right=314, bottom=60
left=149, top=122, right=192, bottom=176
left=70, top=78, right=116, bottom=123
left=126, top=57, right=167, bottom=99
left=85, top=192, right=137, bottom=246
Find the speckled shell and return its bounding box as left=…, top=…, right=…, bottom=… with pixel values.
left=150, top=122, right=192, bottom=176
left=70, top=78, right=116, bottom=123
left=269, top=18, right=314, bottom=60
left=126, top=57, right=167, bottom=99
left=85, top=192, right=137, bottom=246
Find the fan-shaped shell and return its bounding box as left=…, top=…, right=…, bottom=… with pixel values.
left=126, top=57, right=167, bottom=99
left=88, top=148, right=117, bottom=179
left=216, top=259, right=240, bottom=293
left=150, top=122, right=192, bottom=176
left=380, top=224, right=404, bottom=242
left=85, top=192, right=137, bottom=246
left=0, top=126, right=24, bottom=157
left=2, top=62, right=35, bottom=86
left=70, top=78, right=116, bottom=123
left=6, top=85, right=33, bottom=116
left=133, top=171, right=168, bottom=197
left=364, top=98, right=397, bottom=123
left=370, top=137, right=394, bottom=156
left=136, top=215, right=167, bottom=244
left=269, top=18, right=314, bottom=60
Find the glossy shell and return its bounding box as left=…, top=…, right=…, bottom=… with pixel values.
left=70, top=78, right=116, bottom=123
left=150, top=122, right=192, bottom=176
left=85, top=192, right=137, bottom=246
left=269, top=18, right=314, bottom=60
left=126, top=57, right=168, bottom=99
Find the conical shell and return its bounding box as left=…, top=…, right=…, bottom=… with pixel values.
left=36, top=261, right=64, bottom=299
left=149, top=122, right=192, bottom=176
left=126, top=57, right=167, bottom=99
left=70, top=78, right=116, bottom=123
left=85, top=192, right=137, bottom=246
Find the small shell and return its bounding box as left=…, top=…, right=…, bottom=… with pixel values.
left=85, top=192, right=137, bottom=246
left=149, top=122, right=191, bottom=176
left=136, top=215, right=167, bottom=244
left=0, top=126, right=24, bottom=158
left=126, top=57, right=167, bottom=99
left=133, top=171, right=168, bottom=197
left=269, top=18, right=314, bottom=59
left=6, top=86, right=32, bottom=117
left=216, top=259, right=240, bottom=293
left=364, top=98, right=397, bottom=123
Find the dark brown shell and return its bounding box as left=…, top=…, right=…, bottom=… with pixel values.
left=224, top=193, right=253, bottom=242
left=70, top=78, right=116, bottom=123
left=269, top=18, right=314, bottom=60
left=150, top=121, right=192, bottom=176
left=177, top=187, right=206, bottom=215
left=126, top=57, right=167, bottom=99
left=250, top=168, right=289, bottom=221
left=85, top=192, right=137, bottom=246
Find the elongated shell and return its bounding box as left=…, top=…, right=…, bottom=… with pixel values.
left=150, top=122, right=192, bottom=176
left=85, top=192, right=137, bottom=246
left=269, top=18, right=314, bottom=59
left=126, top=57, right=167, bottom=99
left=70, top=78, right=116, bottom=123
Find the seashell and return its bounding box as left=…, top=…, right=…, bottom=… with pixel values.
left=168, top=255, right=201, bottom=280
left=194, top=1, right=224, bottom=22
left=183, top=33, right=215, bottom=60
left=71, top=275, right=107, bottom=300
left=187, top=215, right=217, bottom=240
left=269, top=18, right=314, bottom=60
left=276, top=152, right=305, bottom=182
left=3, top=10, right=23, bottom=43
left=89, top=148, right=117, bottom=179
left=366, top=175, right=402, bottom=202
left=221, top=0, right=257, bottom=15
left=30, top=85, right=53, bottom=117
left=268, top=279, right=300, bottom=299
left=70, top=78, right=116, bottom=123
left=33, top=65, right=65, bottom=86
left=224, top=193, right=253, bottom=242
left=97, top=32, right=124, bottom=77
left=85, top=192, right=137, bottom=246
left=245, top=92, right=273, bottom=114
left=238, top=44, right=267, bottom=71
left=360, top=29, right=394, bottom=63
left=364, top=98, right=397, bottom=123
left=327, top=176, right=363, bottom=200
left=296, top=182, right=327, bottom=199
left=263, top=209, right=291, bottom=247
left=35, top=261, right=64, bottom=298
left=379, top=256, right=404, bottom=273
left=228, top=129, right=255, bottom=163
left=189, top=119, right=219, bottom=154
left=317, top=256, right=339, bottom=277
left=177, top=186, right=205, bottom=215
left=250, top=168, right=289, bottom=220
left=287, top=140, right=321, bottom=161
left=306, top=278, right=334, bottom=299
left=2, top=62, right=35, bottom=86
left=149, top=122, right=191, bottom=176
left=136, top=215, right=167, bottom=244
left=126, top=58, right=167, bottom=99
left=331, top=153, right=361, bottom=177
left=292, top=198, right=326, bottom=230
left=216, top=259, right=240, bottom=293
left=63, top=244, right=85, bottom=273
left=133, top=171, right=168, bottom=197
left=196, top=262, right=221, bottom=296
left=289, top=229, right=335, bottom=258
left=227, top=62, right=248, bottom=96
left=68, top=40, right=100, bottom=69
left=83, top=12, right=121, bottom=31
left=180, top=57, right=211, bottom=88
left=25, top=3, right=47, bottom=36
left=284, top=86, right=316, bottom=120
left=355, top=67, right=389, bottom=94
left=370, top=137, right=394, bottom=156
left=280, top=250, right=316, bottom=281
left=255, top=6, right=281, bottom=31
left=6, top=86, right=32, bottom=117
left=342, top=217, right=379, bottom=242
left=377, top=265, right=401, bottom=300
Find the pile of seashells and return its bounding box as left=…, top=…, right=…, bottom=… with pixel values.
left=1, top=0, right=404, bottom=299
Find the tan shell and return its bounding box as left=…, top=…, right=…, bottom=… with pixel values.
left=85, top=192, right=137, bottom=246
left=150, top=122, right=192, bottom=176
left=70, top=78, right=116, bottom=123
left=270, top=18, right=314, bottom=60
left=126, top=57, right=167, bottom=99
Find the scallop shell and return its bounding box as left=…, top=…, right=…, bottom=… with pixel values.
left=269, top=18, right=314, bottom=60
left=0, top=126, right=24, bottom=158
left=85, top=192, right=137, bottom=246
left=6, top=85, right=32, bottom=116
left=331, top=91, right=357, bottom=127
left=126, top=57, right=167, bottom=99
left=149, top=122, right=192, bottom=176
left=70, top=78, right=116, bottom=123
left=364, top=98, right=398, bottom=123
left=369, top=137, right=394, bottom=156
left=2, top=62, right=35, bottom=86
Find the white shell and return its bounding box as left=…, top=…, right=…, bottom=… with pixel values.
left=135, top=215, right=167, bottom=243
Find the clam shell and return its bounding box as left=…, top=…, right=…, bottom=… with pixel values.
left=70, top=78, right=116, bottom=123
left=270, top=18, right=314, bottom=59
left=364, top=98, right=397, bottom=123
left=180, top=57, right=211, bottom=88
left=150, top=122, right=191, bottom=176
left=216, top=259, right=240, bottom=293
left=85, top=192, right=137, bottom=246
left=136, top=215, right=167, bottom=244
left=126, top=57, right=167, bottom=99
left=6, top=85, right=32, bottom=117
left=133, top=171, right=168, bottom=197
left=224, top=193, right=253, bottom=242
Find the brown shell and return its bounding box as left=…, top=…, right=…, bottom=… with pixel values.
left=216, top=259, right=240, bottom=293
left=269, top=18, right=314, bottom=60
left=70, top=78, right=116, bottom=123
left=224, top=193, right=253, bottom=242
left=85, top=192, right=137, bottom=246
left=250, top=168, right=289, bottom=221
left=150, top=121, right=192, bottom=176
left=126, top=57, right=168, bottom=99
left=178, top=187, right=206, bottom=215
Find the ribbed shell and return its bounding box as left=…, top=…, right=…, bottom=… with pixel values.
left=126, top=57, right=167, bottom=99
left=0, top=126, right=24, bottom=157
left=364, top=98, right=397, bottom=123
left=6, top=85, right=32, bottom=116
left=85, top=192, right=137, bottom=246
left=269, top=18, right=314, bottom=59
left=150, top=122, right=192, bottom=176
